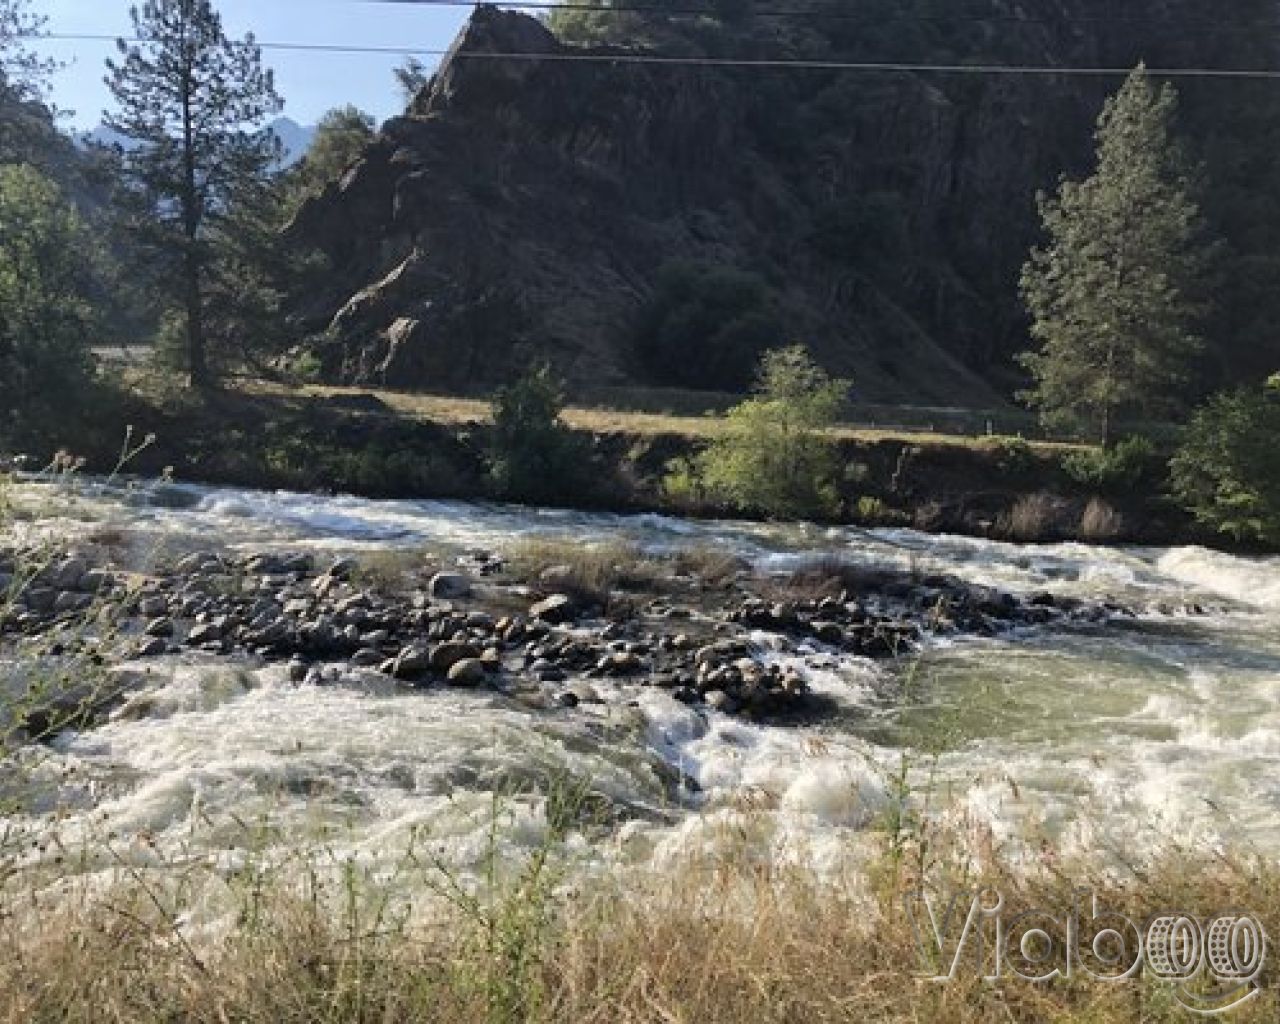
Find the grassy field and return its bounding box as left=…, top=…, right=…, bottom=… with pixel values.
left=233, top=378, right=1086, bottom=453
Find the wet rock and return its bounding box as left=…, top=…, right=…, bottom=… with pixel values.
left=429, top=640, right=482, bottom=672
left=565, top=681, right=602, bottom=704
left=530, top=659, right=565, bottom=682
left=429, top=572, right=472, bottom=600
left=326, top=557, right=358, bottom=581
left=393, top=645, right=431, bottom=678
left=287, top=657, right=309, bottom=682
left=599, top=651, right=643, bottom=676
left=704, top=690, right=740, bottom=714
left=351, top=648, right=384, bottom=667
left=136, top=636, right=169, bottom=657
left=145, top=611, right=175, bottom=634
left=530, top=594, right=576, bottom=624
left=187, top=622, right=224, bottom=646
left=446, top=658, right=487, bottom=686
left=555, top=690, right=579, bottom=708
left=810, top=621, right=845, bottom=645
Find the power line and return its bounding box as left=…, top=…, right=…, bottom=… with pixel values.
left=360, top=0, right=1280, bottom=33
left=30, top=33, right=1280, bottom=79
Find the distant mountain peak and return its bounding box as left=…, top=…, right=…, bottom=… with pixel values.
left=80, top=116, right=316, bottom=168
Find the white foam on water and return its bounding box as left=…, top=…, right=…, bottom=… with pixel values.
left=1157, top=546, right=1280, bottom=611
left=8, top=477, right=1280, bottom=892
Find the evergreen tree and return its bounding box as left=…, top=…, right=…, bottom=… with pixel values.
left=394, top=57, right=430, bottom=105
left=1019, top=66, right=1212, bottom=445
left=105, top=0, right=283, bottom=387
left=0, top=165, right=104, bottom=434
left=0, top=0, right=54, bottom=100
left=285, top=105, right=375, bottom=208
left=1171, top=374, right=1280, bottom=545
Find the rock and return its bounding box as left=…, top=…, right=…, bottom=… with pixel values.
left=538, top=565, right=577, bottom=588
left=600, top=651, right=642, bottom=675
left=531, top=659, right=565, bottom=682
left=351, top=648, right=384, bottom=667
left=136, top=636, right=169, bottom=657
left=429, top=640, right=482, bottom=672
left=44, top=557, right=88, bottom=591
left=175, top=551, right=220, bottom=575
left=555, top=691, right=579, bottom=708
left=21, top=587, right=56, bottom=613
left=53, top=591, right=91, bottom=615
left=244, top=553, right=286, bottom=575
left=566, top=682, right=602, bottom=704
left=187, top=623, right=224, bottom=646
left=137, top=595, right=168, bottom=618
left=287, top=657, right=309, bottom=682
left=79, top=569, right=113, bottom=594
left=144, top=616, right=174, bottom=637
left=388, top=645, right=429, bottom=679
left=446, top=658, right=487, bottom=686
left=429, top=572, right=472, bottom=600
left=326, top=557, right=358, bottom=581
left=811, top=621, right=845, bottom=645
left=530, top=594, right=576, bottom=624
left=705, top=690, right=740, bottom=714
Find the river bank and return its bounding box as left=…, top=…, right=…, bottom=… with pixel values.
left=0, top=377, right=1232, bottom=551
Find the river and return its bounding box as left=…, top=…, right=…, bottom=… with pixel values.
left=4, top=477, right=1280, bottom=898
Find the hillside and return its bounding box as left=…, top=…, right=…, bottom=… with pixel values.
left=289, top=1, right=1280, bottom=404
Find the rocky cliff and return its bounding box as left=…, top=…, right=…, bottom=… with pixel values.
left=288, top=1, right=1280, bottom=402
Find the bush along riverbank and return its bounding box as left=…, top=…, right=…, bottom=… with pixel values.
left=0, top=378, right=1233, bottom=551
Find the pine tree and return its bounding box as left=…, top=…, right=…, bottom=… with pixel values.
left=105, top=0, right=282, bottom=387
left=1019, top=65, right=1212, bottom=445
left=0, top=0, right=54, bottom=100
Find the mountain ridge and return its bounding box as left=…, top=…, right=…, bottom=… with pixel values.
left=287, top=1, right=1280, bottom=403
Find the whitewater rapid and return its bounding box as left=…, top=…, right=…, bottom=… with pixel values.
left=5, top=477, right=1280, bottom=894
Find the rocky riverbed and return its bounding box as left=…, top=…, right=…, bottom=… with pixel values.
left=1, top=536, right=1154, bottom=745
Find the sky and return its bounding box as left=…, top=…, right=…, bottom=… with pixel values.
left=32, top=0, right=474, bottom=129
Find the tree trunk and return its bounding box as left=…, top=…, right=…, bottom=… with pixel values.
left=180, top=52, right=209, bottom=390
left=184, top=242, right=208, bottom=388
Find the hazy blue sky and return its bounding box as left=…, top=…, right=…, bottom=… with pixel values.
left=34, top=0, right=473, bottom=128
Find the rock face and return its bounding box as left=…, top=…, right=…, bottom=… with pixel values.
left=290, top=2, right=1277, bottom=401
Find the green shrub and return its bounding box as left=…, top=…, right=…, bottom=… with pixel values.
left=0, top=164, right=102, bottom=436
left=1171, top=377, right=1280, bottom=545
left=486, top=367, right=593, bottom=505
left=669, top=345, right=849, bottom=519
left=987, top=436, right=1036, bottom=476
left=1060, top=435, right=1157, bottom=492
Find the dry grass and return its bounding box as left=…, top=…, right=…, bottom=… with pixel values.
left=1, top=837, right=1277, bottom=1024
left=507, top=538, right=672, bottom=606
left=233, top=379, right=1083, bottom=453
left=1081, top=497, right=1125, bottom=542
left=1002, top=492, right=1074, bottom=542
